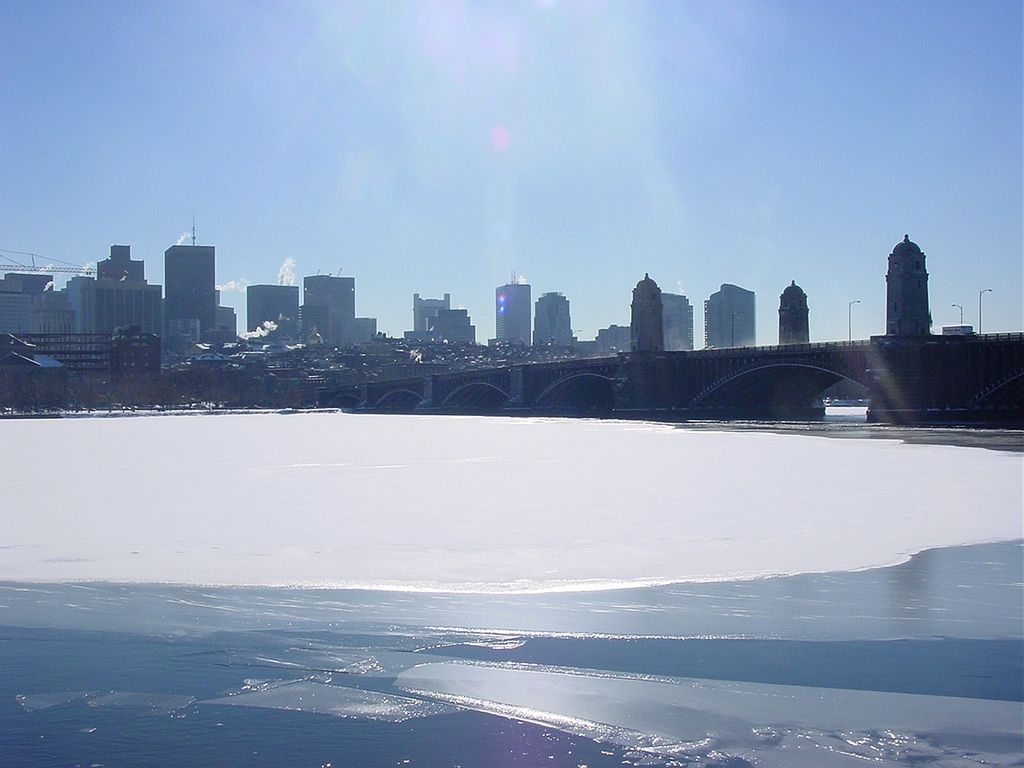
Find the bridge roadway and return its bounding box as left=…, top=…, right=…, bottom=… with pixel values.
left=319, top=333, right=1024, bottom=425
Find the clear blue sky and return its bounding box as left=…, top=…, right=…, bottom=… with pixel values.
left=1, top=0, right=1020, bottom=342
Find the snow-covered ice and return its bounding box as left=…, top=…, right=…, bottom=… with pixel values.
left=1, top=412, right=1020, bottom=590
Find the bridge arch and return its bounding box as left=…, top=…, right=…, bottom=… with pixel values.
left=373, top=388, right=423, bottom=411
left=441, top=381, right=511, bottom=411
left=534, top=372, right=616, bottom=412
left=689, top=362, right=865, bottom=417
left=974, top=368, right=1024, bottom=406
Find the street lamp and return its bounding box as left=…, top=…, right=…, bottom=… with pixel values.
left=978, top=289, right=992, bottom=334
left=952, top=303, right=963, bottom=324
left=847, top=300, right=861, bottom=342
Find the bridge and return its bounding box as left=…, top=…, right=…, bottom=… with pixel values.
left=319, top=333, right=1024, bottom=425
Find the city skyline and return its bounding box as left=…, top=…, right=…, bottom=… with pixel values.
left=1, top=2, right=1020, bottom=342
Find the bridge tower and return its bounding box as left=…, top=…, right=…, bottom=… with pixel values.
left=778, top=280, right=809, bottom=344
left=886, top=235, right=931, bottom=336
left=631, top=274, right=664, bottom=353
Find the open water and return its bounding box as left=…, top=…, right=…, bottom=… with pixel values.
left=2, top=540, right=1021, bottom=767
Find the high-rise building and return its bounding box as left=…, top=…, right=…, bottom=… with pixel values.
left=97, top=244, right=144, bottom=282
left=413, top=293, right=451, bottom=333
left=302, top=275, right=355, bottom=345
left=0, top=273, right=74, bottom=335
left=533, top=292, right=572, bottom=346
left=886, top=234, right=930, bottom=336
left=495, top=281, right=531, bottom=344
left=704, top=283, right=756, bottom=348
left=65, top=245, right=162, bottom=336
left=778, top=281, right=809, bottom=345
left=247, top=284, right=300, bottom=338
left=164, top=244, right=216, bottom=340
left=661, top=292, right=694, bottom=351
left=429, top=309, right=475, bottom=344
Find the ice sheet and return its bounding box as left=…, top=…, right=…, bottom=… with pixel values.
left=396, top=661, right=1024, bottom=766
left=2, top=413, right=1020, bottom=590
left=202, top=679, right=456, bottom=721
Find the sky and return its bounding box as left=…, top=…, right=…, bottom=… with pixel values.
left=1, top=0, right=1020, bottom=342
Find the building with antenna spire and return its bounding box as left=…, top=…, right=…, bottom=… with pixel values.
left=164, top=235, right=216, bottom=348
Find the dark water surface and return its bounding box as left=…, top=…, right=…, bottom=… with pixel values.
left=1, top=541, right=1021, bottom=766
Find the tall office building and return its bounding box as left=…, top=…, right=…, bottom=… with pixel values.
left=631, top=274, right=664, bottom=353
left=302, top=275, right=355, bottom=344
left=778, top=281, right=809, bottom=345
left=704, top=283, right=756, bottom=348
left=886, top=234, right=930, bottom=336
left=661, top=292, right=694, bottom=351
left=495, top=281, right=531, bottom=344
left=429, top=309, right=475, bottom=343
left=247, top=284, right=300, bottom=338
left=164, top=243, right=216, bottom=340
left=0, top=273, right=74, bottom=335
left=413, top=293, right=451, bottom=333
left=66, top=245, right=162, bottom=336
left=533, top=292, right=572, bottom=346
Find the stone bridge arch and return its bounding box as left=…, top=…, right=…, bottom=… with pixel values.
left=533, top=372, right=617, bottom=412
left=440, top=381, right=511, bottom=412
left=688, top=361, right=867, bottom=418
left=974, top=368, right=1024, bottom=407
left=373, top=388, right=423, bottom=411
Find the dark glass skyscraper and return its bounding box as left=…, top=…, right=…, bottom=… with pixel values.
left=164, top=244, right=216, bottom=336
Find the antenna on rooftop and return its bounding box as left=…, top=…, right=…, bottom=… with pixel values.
left=191, top=216, right=196, bottom=246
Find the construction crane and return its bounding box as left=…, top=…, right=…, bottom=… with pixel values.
left=0, top=248, right=95, bottom=275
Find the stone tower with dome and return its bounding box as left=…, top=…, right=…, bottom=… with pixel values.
left=886, top=234, right=931, bottom=336
left=778, top=281, right=809, bottom=344
left=631, top=274, right=664, bottom=353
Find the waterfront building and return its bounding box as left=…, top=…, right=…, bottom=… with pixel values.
left=631, top=274, right=664, bottom=353
left=247, top=284, right=300, bottom=338
left=886, top=234, right=931, bottom=336
left=661, top=292, right=694, bottom=351
left=533, top=292, right=572, bottom=346
left=778, top=281, right=810, bottom=345
left=65, top=246, right=162, bottom=337
left=164, top=243, right=216, bottom=344
left=704, top=283, right=756, bottom=348
left=495, top=281, right=531, bottom=345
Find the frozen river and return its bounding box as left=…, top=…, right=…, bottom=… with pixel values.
left=1, top=412, right=1021, bottom=766
left=2, top=411, right=1021, bottom=589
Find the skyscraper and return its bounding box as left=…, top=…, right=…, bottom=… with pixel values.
left=661, top=292, right=694, bottom=351
left=413, top=293, right=451, bottom=334
left=495, top=281, right=531, bottom=344
left=247, top=284, right=300, bottom=338
left=429, top=309, right=475, bottom=343
left=704, top=283, right=756, bottom=348
left=886, top=234, right=931, bottom=336
left=66, top=245, right=162, bottom=336
left=778, top=281, right=809, bottom=345
left=302, top=275, right=355, bottom=344
left=533, top=292, right=572, bottom=346
left=164, top=243, right=216, bottom=339
left=630, top=274, right=664, bottom=353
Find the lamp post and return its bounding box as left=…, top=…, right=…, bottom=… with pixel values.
left=978, top=289, right=992, bottom=334
left=847, top=300, right=861, bottom=342
left=952, top=303, right=963, bottom=324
